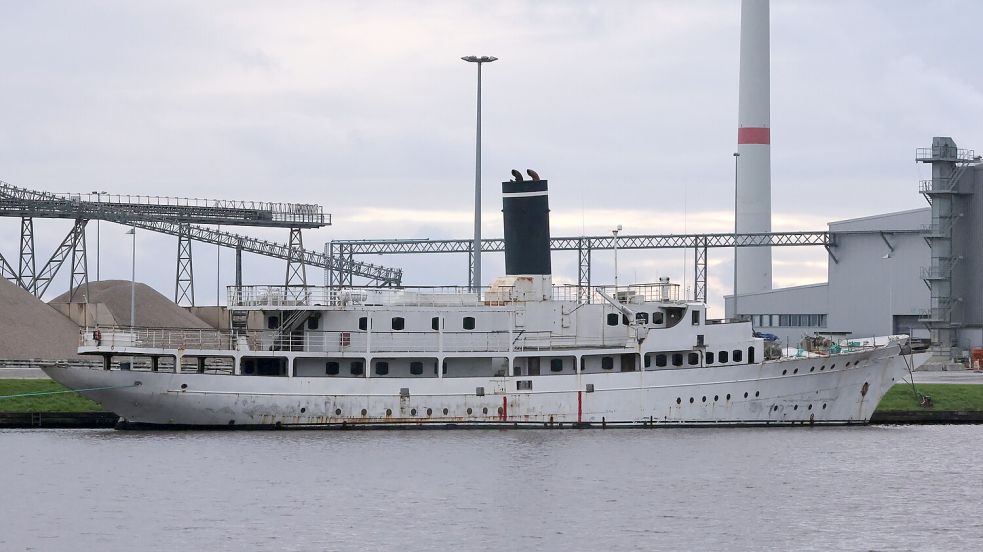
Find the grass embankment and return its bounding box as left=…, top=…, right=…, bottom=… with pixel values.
left=0, top=379, right=105, bottom=413
left=2, top=380, right=982, bottom=414
left=875, top=383, right=983, bottom=412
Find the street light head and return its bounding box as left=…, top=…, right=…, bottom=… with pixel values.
left=462, top=55, right=497, bottom=63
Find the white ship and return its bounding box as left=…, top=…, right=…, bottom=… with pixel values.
left=44, top=175, right=922, bottom=428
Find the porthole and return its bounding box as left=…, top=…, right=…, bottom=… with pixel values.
left=793, top=405, right=798, bottom=410
left=497, top=406, right=503, bottom=415
left=427, top=408, right=433, bottom=416
left=181, top=383, right=188, bottom=389
left=782, top=369, right=787, bottom=375
left=713, top=395, right=719, bottom=402
left=744, top=392, right=749, bottom=398
left=755, top=391, right=760, bottom=397
left=793, top=368, right=798, bottom=374
left=830, top=364, right=836, bottom=370
left=808, top=404, right=813, bottom=410
left=810, top=366, right=815, bottom=372
left=467, top=408, right=473, bottom=415
left=483, top=407, right=488, bottom=415
left=689, top=397, right=694, bottom=404
left=701, top=396, right=707, bottom=403
left=335, top=408, right=342, bottom=415
left=726, top=394, right=731, bottom=400
left=773, top=405, right=779, bottom=411
left=360, top=408, right=367, bottom=416
left=386, top=408, right=392, bottom=416
left=820, top=365, right=826, bottom=371
left=676, top=397, right=682, bottom=405
left=442, top=408, right=449, bottom=415
left=411, top=408, right=417, bottom=416
left=300, top=407, right=306, bottom=414
left=845, top=361, right=851, bottom=367
left=822, top=403, right=827, bottom=409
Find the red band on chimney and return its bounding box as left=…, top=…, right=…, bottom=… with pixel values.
left=738, top=127, right=770, bottom=145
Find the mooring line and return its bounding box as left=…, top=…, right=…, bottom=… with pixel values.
left=0, top=383, right=139, bottom=400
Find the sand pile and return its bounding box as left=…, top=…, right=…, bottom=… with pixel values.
left=50, top=280, right=212, bottom=330
left=0, top=278, right=83, bottom=360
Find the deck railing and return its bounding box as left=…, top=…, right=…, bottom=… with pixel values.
left=79, top=328, right=636, bottom=354
left=229, top=282, right=683, bottom=309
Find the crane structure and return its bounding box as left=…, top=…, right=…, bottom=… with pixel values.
left=0, top=180, right=402, bottom=305
left=329, top=231, right=831, bottom=303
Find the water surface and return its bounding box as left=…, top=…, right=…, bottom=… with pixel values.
left=1, top=426, right=980, bottom=551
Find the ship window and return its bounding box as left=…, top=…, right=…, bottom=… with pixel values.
left=350, top=361, right=364, bottom=376
left=550, top=359, right=563, bottom=372
left=644, top=354, right=651, bottom=368
left=463, top=317, right=475, bottom=330
left=607, top=313, right=619, bottom=326
left=431, top=317, right=440, bottom=331
left=706, top=351, right=715, bottom=364
left=688, top=352, right=699, bottom=366
left=672, top=353, right=683, bottom=367
left=748, top=347, right=755, bottom=363
left=653, top=312, right=664, bottom=325
left=733, top=349, right=743, bottom=363
left=410, top=361, right=423, bottom=375
left=692, top=310, right=700, bottom=325
left=655, top=354, right=667, bottom=367
left=358, top=317, right=368, bottom=331
left=719, top=351, right=729, bottom=363
left=307, top=316, right=319, bottom=330
left=375, top=361, right=389, bottom=376
left=325, top=361, right=340, bottom=376
left=267, top=316, right=279, bottom=330
left=636, top=312, right=649, bottom=325
left=601, top=356, right=614, bottom=370
left=391, top=317, right=405, bottom=331
left=622, top=314, right=630, bottom=325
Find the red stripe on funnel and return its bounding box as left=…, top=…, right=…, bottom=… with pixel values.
left=738, top=127, right=770, bottom=144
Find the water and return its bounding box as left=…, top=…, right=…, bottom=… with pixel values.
left=1, top=426, right=981, bottom=552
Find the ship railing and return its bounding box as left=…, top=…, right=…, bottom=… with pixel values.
left=229, top=285, right=494, bottom=309
left=79, top=327, right=633, bottom=354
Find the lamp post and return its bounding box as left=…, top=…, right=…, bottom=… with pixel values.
left=126, top=227, right=136, bottom=329
left=90, top=190, right=107, bottom=281
left=461, top=54, right=497, bottom=293
left=732, top=152, right=740, bottom=321
left=612, top=224, right=622, bottom=292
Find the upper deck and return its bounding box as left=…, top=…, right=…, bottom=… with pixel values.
left=227, top=283, right=683, bottom=310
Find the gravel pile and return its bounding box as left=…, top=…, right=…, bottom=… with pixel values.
left=0, top=278, right=83, bottom=360
left=50, top=280, right=213, bottom=330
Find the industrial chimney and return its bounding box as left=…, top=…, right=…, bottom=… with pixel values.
left=735, top=0, right=772, bottom=295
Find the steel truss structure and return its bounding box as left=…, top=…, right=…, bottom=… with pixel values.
left=330, top=231, right=831, bottom=302
left=1, top=179, right=402, bottom=304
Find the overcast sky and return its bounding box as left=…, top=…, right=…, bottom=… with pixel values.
left=1, top=0, right=981, bottom=315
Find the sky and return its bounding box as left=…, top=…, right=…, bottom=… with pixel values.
left=1, top=0, right=981, bottom=316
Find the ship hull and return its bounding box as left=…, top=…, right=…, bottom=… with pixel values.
left=43, top=346, right=923, bottom=429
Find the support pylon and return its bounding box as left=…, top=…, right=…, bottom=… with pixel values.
left=18, top=217, right=36, bottom=294
left=175, top=223, right=195, bottom=306
left=68, top=225, right=89, bottom=303
left=285, top=228, right=307, bottom=287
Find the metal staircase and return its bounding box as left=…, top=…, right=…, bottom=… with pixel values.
left=916, top=139, right=977, bottom=357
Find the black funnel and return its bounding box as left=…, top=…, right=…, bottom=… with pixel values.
left=502, top=178, right=551, bottom=275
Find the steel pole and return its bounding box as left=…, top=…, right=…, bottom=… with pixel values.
left=472, top=62, right=482, bottom=293
left=130, top=227, right=136, bottom=329
left=96, top=219, right=100, bottom=281
left=733, top=152, right=740, bottom=320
